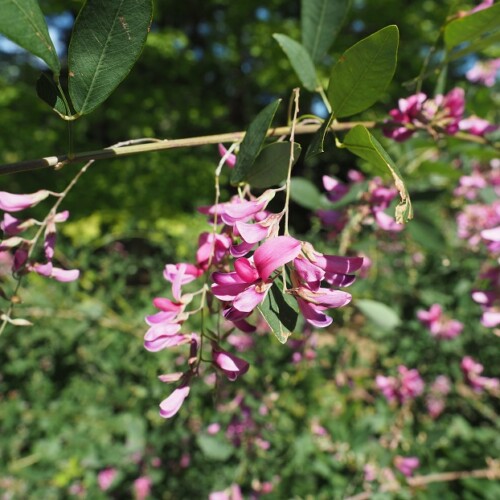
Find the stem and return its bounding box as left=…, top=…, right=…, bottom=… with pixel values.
left=283, top=88, right=300, bottom=236
left=0, top=122, right=377, bottom=176
left=318, top=86, right=332, bottom=114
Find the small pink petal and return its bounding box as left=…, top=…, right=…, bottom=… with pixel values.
left=218, top=144, right=236, bottom=168
left=254, top=236, right=301, bottom=280
left=0, top=190, right=51, bottom=212
left=159, top=385, right=190, bottom=418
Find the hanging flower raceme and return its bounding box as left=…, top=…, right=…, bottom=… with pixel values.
left=0, top=190, right=79, bottom=283
left=461, top=356, right=500, bottom=393
left=376, top=365, right=424, bottom=404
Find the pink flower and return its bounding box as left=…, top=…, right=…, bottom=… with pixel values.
left=163, top=263, right=203, bottom=300
left=212, top=347, right=250, bottom=381
left=212, top=236, right=301, bottom=314
left=417, top=304, right=463, bottom=340
left=218, top=143, right=236, bottom=168
left=207, top=423, right=221, bottom=434
left=209, top=484, right=243, bottom=500
left=32, top=262, right=80, bottom=282
left=394, top=456, right=419, bottom=477
left=0, top=190, right=52, bottom=212
left=196, top=232, right=231, bottom=270
left=383, top=92, right=427, bottom=141
left=459, top=116, right=497, bottom=136
left=376, top=366, right=424, bottom=404
left=467, top=0, right=494, bottom=15
left=322, top=175, right=349, bottom=202
left=461, top=356, right=500, bottom=392
left=159, top=384, right=190, bottom=418
left=97, top=468, right=118, bottom=491
left=133, top=476, right=152, bottom=500
left=426, top=375, right=451, bottom=418
left=466, top=58, right=500, bottom=87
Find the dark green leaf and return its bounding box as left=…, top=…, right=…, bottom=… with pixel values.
left=290, top=177, right=324, bottom=210
left=444, top=3, right=500, bottom=52
left=231, top=100, right=281, bottom=185
left=273, top=34, right=319, bottom=91
left=0, top=0, right=60, bottom=76
left=342, top=125, right=413, bottom=223
left=356, top=299, right=401, bottom=331
left=243, top=142, right=301, bottom=188
left=447, top=30, right=500, bottom=61
left=68, top=0, right=153, bottom=115
left=301, top=0, right=351, bottom=62
left=327, top=25, right=399, bottom=118
left=36, top=74, right=67, bottom=115
left=258, top=282, right=298, bottom=344
left=305, top=114, right=333, bottom=159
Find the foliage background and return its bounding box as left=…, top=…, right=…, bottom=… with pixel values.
left=0, top=0, right=499, bottom=498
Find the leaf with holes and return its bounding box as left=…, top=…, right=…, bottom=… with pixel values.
left=68, top=0, right=153, bottom=115
left=0, top=0, right=60, bottom=76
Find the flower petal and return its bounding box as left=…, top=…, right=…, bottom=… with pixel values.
left=254, top=236, right=301, bottom=280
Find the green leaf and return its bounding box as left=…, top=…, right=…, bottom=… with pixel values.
left=36, top=74, right=67, bottom=115
left=0, top=0, right=60, bottom=76
left=273, top=34, right=319, bottom=91
left=447, top=30, right=500, bottom=61
left=305, top=114, right=333, bottom=159
left=356, top=299, right=401, bottom=331
left=301, top=0, right=351, bottom=62
left=258, top=282, right=299, bottom=344
left=342, top=125, right=413, bottom=223
left=231, top=100, right=281, bottom=185
left=290, top=177, right=324, bottom=210
left=444, top=3, right=500, bottom=52
left=196, top=434, right=233, bottom=461
left=243, top=142, right=301, bottom=188
left=68, top=0, right=153, bottom=115
left=327, top=25, right=399, bottom=118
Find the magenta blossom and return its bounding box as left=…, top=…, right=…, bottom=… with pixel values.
left=461, top=356, right=499, bottom=393
left=212, top=346, right=250, bottom=381
left=0, top=190, right=52, bottom=212
left=218, top=143, right=236, bottom=168
left=97, top=468, right=118, bottom=492
left=394, top=456, right=420, bottom=478
left=32, top=262, right=80, bottom=282
left=133, top=476, right=152, bottom=500
left=212, top=235, right=301, bottom=315
left=466, top=58, right=500, bottom=87
left=159, top=384, right=191, bottom=418
left=376, top=365, right=424, bottom=404
left=459, top=116, right=498, bottom=136
left=417, top=304, right=463, bottom=340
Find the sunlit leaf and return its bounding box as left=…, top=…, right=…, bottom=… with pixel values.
left=0, top=0, right=60, bottom=76
left=356, top=299, right=401, bottom=331
left=342, top=125, right=413, bottom=223
left=258, top=283, right=298, bottom=344
left=231, top=100, right=281, bottom=185
left=301, top=0, right=351, bottom=62
left=327, top=25, right=399, bottom=118
left=290, top=177, right=324, bottom=210
left=445, top=3, right=500, bottom=53
left=273, top=34, right=319, bottom=91
left=68, top=0, right=153, bottom=115
left=243, top=142, right=301, bottom=188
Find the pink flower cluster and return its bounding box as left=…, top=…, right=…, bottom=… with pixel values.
left=383, top=88, right=497, bottom=142
left=461, top=356, right=499, bottom=393
left=145, top=152, right=364, bottom=419
left=318, top=173, right=403, bottom=234
left=417, top=304, right=463, bottom=340
left=426, top=375, right=451, bottom=419
left=0, top=190, right=79, bottom=282
left=466, top=58, right=500, bottom=87
left=376, top=365, right=425, bottom=404
left=472, top=267, right=500, bottom=329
